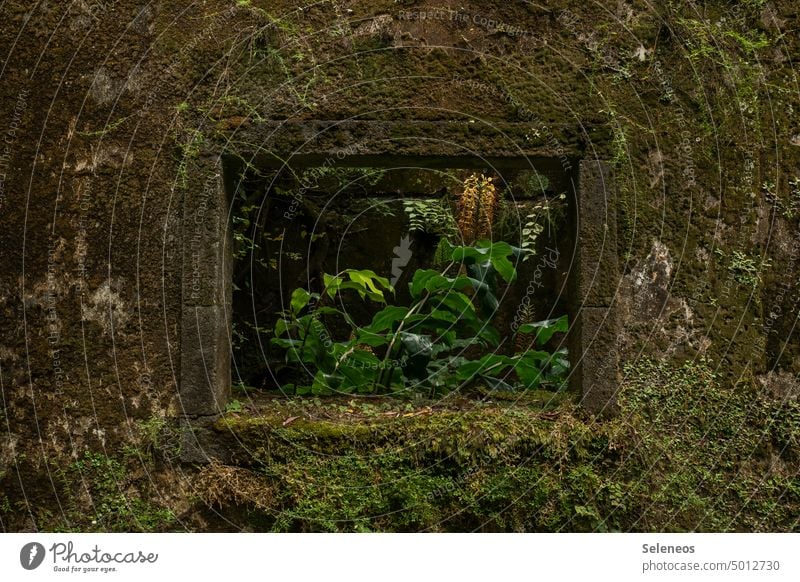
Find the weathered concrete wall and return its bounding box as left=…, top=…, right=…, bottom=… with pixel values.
left=1, top=0, right=798, bottom=530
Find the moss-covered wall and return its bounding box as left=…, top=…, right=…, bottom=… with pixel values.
left=1, top=0, right=798, bottom=531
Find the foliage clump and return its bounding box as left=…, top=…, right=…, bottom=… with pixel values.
left=48, top=452, right=176, bottom=533
left=193, top=357, right=799, bottom=532
left=271, top=240, right=569, bottom=397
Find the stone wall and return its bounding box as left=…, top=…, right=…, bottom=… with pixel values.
left=1, top=0, right=798, bottom=530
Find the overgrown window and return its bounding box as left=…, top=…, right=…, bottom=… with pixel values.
left=227, top=160, right=570, bottom=399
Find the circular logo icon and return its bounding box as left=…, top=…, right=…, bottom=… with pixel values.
left=20, top=542, right=46, bottom=570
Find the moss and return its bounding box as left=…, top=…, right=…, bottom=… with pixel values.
left=6, top=0, right=800, bottom=533
left=41, top=452, right=177, bottom=533
left=213, top=399, right=574, bottom=465
left=616, top=357, right=800, bottom=531
left=190, top=358, right=799, bottom=532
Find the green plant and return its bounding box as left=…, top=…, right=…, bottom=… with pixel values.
left=520, top=193, right=566, bottom=260
left=789, top=178, right=800, bottom=219
left=61, top=452, right=175, bottom=532
left=403, top=199, right=458, bottom=237
left=134, top=416, right=182, bottom=462
left=300, top=166, right=386, bottom=190
left=175, top=128, right=204, bottom=189
left=271, top=240, right=569, bottom=397
left=768, top=178, right=800, bottom=220
left=719, top=249, right=771, bottom=290
left=226, top=399, right=244, bottom=413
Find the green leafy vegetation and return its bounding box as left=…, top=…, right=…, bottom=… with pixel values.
left=271, top=240, right=569, bottom=397
left=716, top=248, right=771, bottom=291
left=402, top=198, right=458, bottom=237
left=518, top=193, right=566, bottom=261
left=194, top=357, right=799, bottom=532
left=51, top=452, right=176, bottom=533
left=764, top=178, right=800, bottom=220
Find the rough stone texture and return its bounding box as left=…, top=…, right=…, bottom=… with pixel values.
left=182, top=157, right=231, bottom=309
left=231, top=120, right=593, bottom=160
left=1, top=0, right=798, bottom=530
left=575, top=160, right=619, bottom=308
left=179, top=417, right=235, bottom=464
left=571, top=306, right=621, bottom=417
left=568, top=160, right=620, bottom=414
left=180, top=305, right=230, bottom=417
left=180, top=156, right=231, bottom=419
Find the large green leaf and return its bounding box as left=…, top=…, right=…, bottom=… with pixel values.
left=477, top=324, right=501, bottom=347
left=409, top=269, right=441, bottom=299
left=344, top=348, right=382, bottom=369
left=517, top=314, right=569, bottom=346
left=410, top=269, right=464, bottom=298
left=274, top=242, right=566, bottom=397
left=432, top=290, right=476, bottom=319
left=274, top=318, right=291, bottom=338
left=460, top=275, right=491, bottom=295
left=513, top=350, right=551, bottom=389
left=456, top=353, right=514, bottom=381
left=271, top=337, right=301, bottom=350
left=272, top=337, right=318, bottom=365
left=451, top=241, right=518, bottom=284
left=450, top=245, right=490, bottom=264
left=404, top=309, right=459, bottom=337
left=479, top=240, right=518, bottom=283
left=365, top=306, right=410, bottom=333
left=461, top=271, right=499, bottom=315
left=290, top=288, right=312, bottom=314
left=398, top=332, right=433, bottom=380
left=354, top=330, right=389, bottom=347
left=323, top=273, right=343, bottom=298
left=311, top=371, right=341, bottom=395
left=338, top=280, right=372, bottom=299
left=338, top=352, right=379, bottom=393
left=348, top=269, right=393, bottom=296
left=313, top=306, right=345, bottom=317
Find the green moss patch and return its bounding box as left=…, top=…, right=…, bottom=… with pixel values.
left=193, top=359, right=799, bottom=532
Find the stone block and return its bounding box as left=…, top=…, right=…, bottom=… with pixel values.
left=575, top=159, right=619, bottom=307
left=569, top=305, right=620, bottom=417
left=180, top=304, right=231, bottom=416
left=182, top=157, right=232, bottom=307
